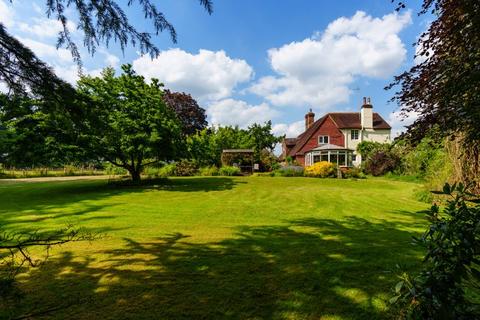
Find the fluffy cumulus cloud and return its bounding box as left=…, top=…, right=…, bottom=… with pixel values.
left=207, top=99, right=279, bottom=127
left=388, top=110, right=419, bottom=137
left=18, top=18, right=76, bottom=38
left=132, top=49, right=253, bottom=103
left=249, top=10, right=412, bottom=108
left=17, top=37, right=107, bottom=84
left=272, top=120, right=305, bottom=138
left=98, top=48, right=120, bottom=67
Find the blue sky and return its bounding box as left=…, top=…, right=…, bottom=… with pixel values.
left=0, top=0, right=429, bottom=137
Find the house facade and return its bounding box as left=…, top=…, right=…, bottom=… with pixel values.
left=282, top=98, right=391, bottom=167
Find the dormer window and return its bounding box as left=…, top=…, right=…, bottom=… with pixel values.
left=351, top=129, right=359, bottom=140
left=318, top=135, right=329, bottom=145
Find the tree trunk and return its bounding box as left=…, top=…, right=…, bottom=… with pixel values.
left=129, top=169, right=141, bottom=184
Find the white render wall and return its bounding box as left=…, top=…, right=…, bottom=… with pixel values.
left=342, top=128, right=391, bottom=166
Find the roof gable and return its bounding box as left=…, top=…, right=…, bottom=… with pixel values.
left=287, top=115, right=327, bottom=157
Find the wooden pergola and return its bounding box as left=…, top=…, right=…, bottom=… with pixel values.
left=221, top=149, right=254, bottom=174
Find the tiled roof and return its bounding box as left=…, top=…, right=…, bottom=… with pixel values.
left=284, top=138, right=298, bottom=146
left=287, top=115, right=327, bottom=157
left=329, top=112, right=391, bottom=129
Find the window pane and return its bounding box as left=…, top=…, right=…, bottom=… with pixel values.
left=318, top=135, right=329, bottom=144
left=338, top=153, right=346, bottom=166
left=330, top=153, right=338, bottom=164
left=321, top=153, right=328, bottom=162
left=351, top=130, right=359, bottom=140
left=313, top=155, right=320, bottom=163
left=347, top=153, right=353, bottom=167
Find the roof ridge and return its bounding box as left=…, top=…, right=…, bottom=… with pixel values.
left=327, top=111, right=359, bottom=114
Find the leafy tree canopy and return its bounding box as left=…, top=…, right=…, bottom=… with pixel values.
left=76, top=64, right=182, bottom=182
left=163, top=90, right=207, bottom=136
left=0, top=93, right=89, bottom=167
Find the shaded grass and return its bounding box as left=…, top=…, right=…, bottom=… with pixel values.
left=0, top=177, right=428, bottom=319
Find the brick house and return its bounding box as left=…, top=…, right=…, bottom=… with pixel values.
left=282, top=98, right=391, bottom=167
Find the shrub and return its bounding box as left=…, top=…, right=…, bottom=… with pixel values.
left=304, top=161, right=335, bottom=178
left=218, top=166, right=241, bottom=176
left=357, top=141, right=390, bottom=159
left=274, top=165, right=304, bottom=177
left=174, top=160, right=198, bottom=176
left=270, top=162, right=281, bottom=171
left=157, top=163, right=177, bottom=177
left=198, top=166, right=219, bottom=176
left=104, top=162, right=128, bottom=175
left=364, top=151, right=401, bottom=176
left=392, top=183, right=480, bottom=319
left=259, top=149, right=279, bottom=172
left=143, top=166, right=163, bottom=178
left=343, top=167, right=365, bottom=179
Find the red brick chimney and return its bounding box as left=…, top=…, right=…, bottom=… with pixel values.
left=305, top=108, right=315, bottom=131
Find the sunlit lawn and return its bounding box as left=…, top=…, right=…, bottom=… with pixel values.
left=0, top=176, right=428, bottom=319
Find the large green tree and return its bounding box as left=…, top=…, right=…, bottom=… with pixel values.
left=0, top=94, right=88, bottom=167
left=77, top=65, right=182, bottom=182
left=247, top=121, right=282, bottom=162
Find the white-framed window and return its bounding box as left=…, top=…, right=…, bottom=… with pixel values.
left=318, top=135, right=329, bottom=145
left=351, top=129, right=359, bottom=140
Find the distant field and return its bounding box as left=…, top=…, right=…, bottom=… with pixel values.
left=0, top=176, right=428, bottom=319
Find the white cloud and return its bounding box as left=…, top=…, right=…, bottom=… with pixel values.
left=388, top=110, right=419, bottom=137
left=19, top=37, right=73, bottom=62
left=272, top=120, right=305, bottom=138
left=132, top=49, right=253, bottom=102
left=97, top=48, right=120, bottom=67
left=18, top=18, right=76, bottom=38
left=249, top=10, right=412, bottom=109
left=17, top=37, right=78, bottom=83
left=0, top=0, right=14, bottom=28
left=207, top=99, right=279, bottom=128
left=18, top=37, right=104, bottom=84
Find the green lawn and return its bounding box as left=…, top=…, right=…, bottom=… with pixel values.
left=0, top=176, right=428, bottom=319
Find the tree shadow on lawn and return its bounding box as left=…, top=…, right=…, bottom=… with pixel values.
left=3, top=216, right=425, bottom=320
left=0, top=177, right=243, bottom=230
